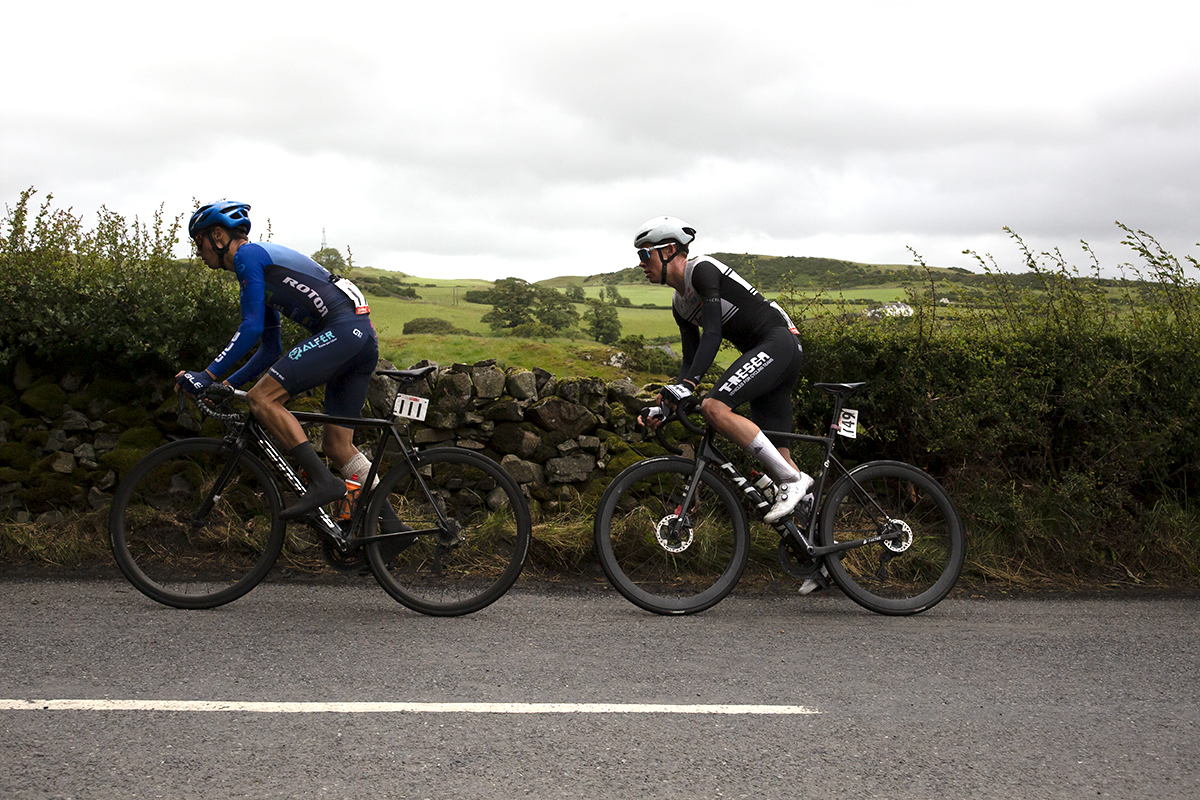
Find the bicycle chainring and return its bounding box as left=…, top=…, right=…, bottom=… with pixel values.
left=655, top=514, right=694, bottom=553
left=777, top=538, right=821, bottom=578
left=320, top=535, right=364, bottom=572
left=882, top=519, right=914, bottom=553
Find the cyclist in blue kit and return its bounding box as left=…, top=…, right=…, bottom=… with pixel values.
left=635, top=216, right=814, bottom=526
left=176, top=200, right=379, bottom=520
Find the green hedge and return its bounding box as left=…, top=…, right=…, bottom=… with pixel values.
left=781, top=228, right=1200, bottom=584
left=0, top=189, right=238, bottom=372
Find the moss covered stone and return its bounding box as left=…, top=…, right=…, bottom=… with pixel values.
left=117, top=427, right=166, bottom=450
left=21, top=475, right=74, bottom=506
left=0, top=441, right=36, bottom=470
left=81, top=377, right=146, bottom=405
left=99, top=448, right=153, bottom=478
left=20, top=381, right=68, bottom=418
left=104, top=405, right=153, bottom=430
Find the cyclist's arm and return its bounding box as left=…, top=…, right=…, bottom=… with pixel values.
left=224, top=310, right=282, bottom=388
left=677, top=263, right=723, bottom=386
left=204, top=249, right=269, bottom=380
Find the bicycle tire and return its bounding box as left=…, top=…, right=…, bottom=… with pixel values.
left=108, top=438, right=285, bottom=609
left=364, top=447, right=531, bottom=616
left=594, top=456, right=749, bottom=615
left=818, top=460, right=965, bottom=615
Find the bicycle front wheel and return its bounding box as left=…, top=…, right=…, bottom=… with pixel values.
left=364, top=448, right=531, bottom=616
left=594, top=457, right=749, bottom=615
left=108, top=438, right=285, bottom=609
left=819, top=460, right=965, bottom=615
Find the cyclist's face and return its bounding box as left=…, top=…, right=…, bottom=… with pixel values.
left=638, top=243, right=673, bottom=282
left=194, top=230, right=227, bottom=270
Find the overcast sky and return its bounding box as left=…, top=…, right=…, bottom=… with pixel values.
left=2, top=0, right=1196, bottom=282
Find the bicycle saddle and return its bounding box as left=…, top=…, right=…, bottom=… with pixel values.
left=376, top=366, right=438, bottom=382
left=814, top=381, right=868, bottom=398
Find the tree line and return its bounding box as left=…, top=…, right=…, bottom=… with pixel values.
left=465, top=277, right=624, bottom=344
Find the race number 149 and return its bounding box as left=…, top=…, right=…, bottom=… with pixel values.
left=838, top=409, right=859, bottom=439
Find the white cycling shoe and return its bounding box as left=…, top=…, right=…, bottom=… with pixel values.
left=799, top=565, right=829, bottom=595
left=764, top=472, right=815, bottom=524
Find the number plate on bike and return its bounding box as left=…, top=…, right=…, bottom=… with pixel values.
left=393, top=394, right=429, bottom=422
left=838, top=408, right=859, bottom=439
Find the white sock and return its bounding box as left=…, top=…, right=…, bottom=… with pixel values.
left=746, top=431, right=801, bottom=484
left=339, top=451, right=378, bottom=489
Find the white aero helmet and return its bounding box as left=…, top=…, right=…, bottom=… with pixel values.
left=634, top=216, right=696, bottom=249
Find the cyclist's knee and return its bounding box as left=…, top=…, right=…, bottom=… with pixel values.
left=700, top=397, right=731, bottom=424
left=245, top=380, right=288, bottom=417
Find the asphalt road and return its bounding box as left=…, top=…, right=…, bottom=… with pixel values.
left=1, top=577, right=1197, bottom=799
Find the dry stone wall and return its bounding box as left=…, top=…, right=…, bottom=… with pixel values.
left=0, top=357, right=665, bottom=523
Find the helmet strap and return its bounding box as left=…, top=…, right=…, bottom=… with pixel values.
left=658, top=246, right=680, bottom=285
left=205, top=229, right=232, bottom=270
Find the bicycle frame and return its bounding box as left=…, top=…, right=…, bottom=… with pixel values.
left=211, top=402, right=445, bottom=553
left=670, top=385, right=904, bottom=560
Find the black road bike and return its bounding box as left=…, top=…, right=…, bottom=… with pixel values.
left=109, top=367, right=531, bottom=616
left=593, top=382, right=965, bottom=616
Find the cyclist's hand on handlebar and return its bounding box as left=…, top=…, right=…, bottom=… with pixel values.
left=175, top=369, right=213, bottom=397
left=638, top=405, right=668, bottom=432
left=659, top=383, right=693, bottom=409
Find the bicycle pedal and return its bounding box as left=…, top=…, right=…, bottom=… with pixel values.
left=799, top=565, right=829, bottom=596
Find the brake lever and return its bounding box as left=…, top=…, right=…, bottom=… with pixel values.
left=638, top=405, right=683, bottom=456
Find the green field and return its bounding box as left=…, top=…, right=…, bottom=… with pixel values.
left=352, top=267, right=918, bottom=374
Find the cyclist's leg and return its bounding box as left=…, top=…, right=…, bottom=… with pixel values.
left=705, top=330, right=803, bottom=475
left=705, top=330, right=808, bottom=521
left=747, top=348, right=804, bottom=473
left=319, top=319, right=378, bottom=468
left=318, top=323, right=408, bottom=541
left=246, top=376, right=303, bottom=449
left=264, top=318, right=375, bottom=517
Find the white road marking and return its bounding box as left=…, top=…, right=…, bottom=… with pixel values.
left=1, top=699, right=818, bottom=715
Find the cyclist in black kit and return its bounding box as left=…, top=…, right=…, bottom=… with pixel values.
left=177, top=200, right=381, bottom=520
left=636, top=216, right=814, bottom=525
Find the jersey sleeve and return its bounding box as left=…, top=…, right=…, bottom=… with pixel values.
left=224, top=309, right=282, bottom=388
left=674, top=305, right=700, bottom=381
left=205, top=244, right=270, bottom=379
left=678, top=262, right=724, bottom=385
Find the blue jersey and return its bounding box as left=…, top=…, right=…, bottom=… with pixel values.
left=205, top=242, right=369, bottom=386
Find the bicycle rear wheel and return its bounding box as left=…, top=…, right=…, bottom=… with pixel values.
left=364, top=448, right=531, bottom=616
left=108, top=438, right=285, bottom=609
left=818, top=460, right=965, bottom=615
left=594, top=457, right=748, bottom=615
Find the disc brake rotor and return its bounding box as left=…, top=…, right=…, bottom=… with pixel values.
left=882, top=519, right=914, bottom=553
left=435, top=518, right=465, bottom=548
left=655, top=514, right=694, bottom=553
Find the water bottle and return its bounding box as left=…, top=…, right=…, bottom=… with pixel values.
left=748, top=472, right=777, bottom=503
left=336, top=475, right=362, bottom=521
left=750, top=471, right=776, bottom=503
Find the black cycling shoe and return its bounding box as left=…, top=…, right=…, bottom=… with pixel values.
left=281, top=476, right=346, bottom=520
left=281, top=442, right=346, bottom=520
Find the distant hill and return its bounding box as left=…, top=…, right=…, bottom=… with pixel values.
left=537, top=254, right=978, bottom=291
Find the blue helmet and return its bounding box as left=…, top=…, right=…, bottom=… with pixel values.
left=188, top=200, right=251, bottom=239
